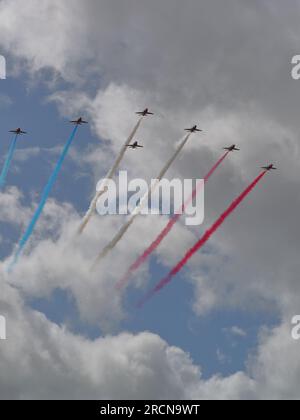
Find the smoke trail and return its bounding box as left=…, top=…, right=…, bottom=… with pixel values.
left=137, top=170, right=267, bottom=307
left=8, top=125, right=79, bottom=271
left=116, top=151, right=229, bottom=289
left=78, top=116, right=144, bottom=234
left=91, top=133, right=192, bottom=269
left=0, top=135, right=18, bottom=190
left=203, top=151, right=229, bottom=182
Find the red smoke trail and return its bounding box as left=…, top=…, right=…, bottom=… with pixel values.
left=203, top=151, right=229, bottom=182
left=116, top=151, right=229, bottom=290
left=137, top=170, right=267, bottom=307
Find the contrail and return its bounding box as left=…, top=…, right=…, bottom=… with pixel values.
left=78, top=116, right=145, bottom=234
left=0, top=134, right=18, bottom=190
left=91, top=132, right=193, bottom=269
left=137, top=170, right=267, bottom=307
left=116, top=151, right=230, bottom=289
left=8, top=125, right=80, bottom=271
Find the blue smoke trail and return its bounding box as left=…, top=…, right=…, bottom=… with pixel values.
left=0, top=135, right=18, bottom=190
left=8, top=125, right=79, bottom=271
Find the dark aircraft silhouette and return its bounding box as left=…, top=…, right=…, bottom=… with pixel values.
left=9, top=128, right=27, bottom=135
left=262, top=164, right=277, bottom=171
left=185, top=125, right=202, bottom=133
left=127, top=141, right=144, bottom=149
left=136, top=108, right=154, bottom=116
left=224, top=144, right=240, bottom=152
left=70, top=117, right=88, bottom=125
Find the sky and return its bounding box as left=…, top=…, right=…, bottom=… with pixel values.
left=0, top=0, right=300, bottom=399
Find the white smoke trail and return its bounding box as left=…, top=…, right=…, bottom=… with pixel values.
left=78, top=116, right=144, bottom=234
left=91, top=133, right=192, bottom=269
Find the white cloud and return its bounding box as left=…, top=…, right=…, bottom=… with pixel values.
left=228, top=326, right=247, bottom=338
left=0, top=187, right=32, bottom=227
left=2, top=271, right=300, bottom=399
left=0, top=275, right=198, bottom=399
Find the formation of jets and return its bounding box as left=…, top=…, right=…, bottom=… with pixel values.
left=9, top=118, right=89, bottom=136
left=127, top=115, right=277, bottom=170
left=9, top=128, right=27, bottom=135
left=7, top=110, right=277, bottom=171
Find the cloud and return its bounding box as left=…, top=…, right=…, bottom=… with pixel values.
left=0, top=186, right=298, bottom=399
left=12, top=146, right=64, bottom=163
left=0, top=274, right=199, bottom=399
left=2, top=187, right=175, bottom=327
left=223, top=326, right=247, bottom=338
left=0, top=187, right=32, bottom=227
left=2, top=269, right=300, bottom=399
